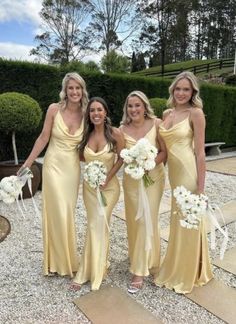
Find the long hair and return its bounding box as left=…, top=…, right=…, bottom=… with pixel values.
left=121, top=90, right=155, bottom=125
left=59, top=72, right=89, bottom=112
left=79, top=97, right=116, bottom=155
left=167, top=71, right=203, bottom=109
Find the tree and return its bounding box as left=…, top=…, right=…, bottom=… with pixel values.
left=101, top=50, right=130, bottom=73
left=87, top=0, right=140, bottom=54
left=30, top=0, right=92, bottom=64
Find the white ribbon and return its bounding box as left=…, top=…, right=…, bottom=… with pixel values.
left=17, top=168, right=40, bottom=217
left=135, top=180, right=153, bottom=251
left=96, top=187, right=110, bottom=232
left=206, top=203, right=229, bottom=260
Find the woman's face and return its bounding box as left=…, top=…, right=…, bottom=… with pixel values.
left=173, top=78, right=193, bottom=107
left=127, top=96, right=146, bottom=122
left=89, top=101, right=107, bottom=125
left=66, top=79, right=83, bottom=104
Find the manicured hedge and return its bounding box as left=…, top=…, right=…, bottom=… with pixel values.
left=0, top=59, right=235, bottom=160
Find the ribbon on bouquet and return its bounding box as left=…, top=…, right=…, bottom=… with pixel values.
left=96, top=187, right=110, bottom=232
left=17, top=167, right=40, bottom=218
left=206, top=203, right=229, bottom=260
left=135, top=180, right=153, bottom=251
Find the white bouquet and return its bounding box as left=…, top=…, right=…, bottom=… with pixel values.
left=84, top=160, right=107, bottom=206
left=120, top=138, right=157, bottom=187
left=0, top=175, right=24, bottom=204
left=173, top=185, right=208, bottom=230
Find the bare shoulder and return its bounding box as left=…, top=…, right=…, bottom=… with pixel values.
left=47, top=103, right=60, bottom=117
left=154, top=117, right=162, bottom=127
left=162, top=108, right=173, bottom=120
left=112, top=127, right=124, bottom=140
left=190, top=107, right=205, bottom=120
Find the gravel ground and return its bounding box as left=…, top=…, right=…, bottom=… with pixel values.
left=0, top=160, right=236, bottom=324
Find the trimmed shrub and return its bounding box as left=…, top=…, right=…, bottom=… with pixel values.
left=0, top=92, right=42, bottom=164
left=149, top=97, right=167, bottom=118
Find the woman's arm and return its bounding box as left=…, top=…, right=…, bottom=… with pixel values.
left=100, top=128, right=125, bottom=188
left=19, top=104, right=58, bottom=170
left=155, top=118, right=167, bottom=165
left=191, top=108, right=206, bottom=194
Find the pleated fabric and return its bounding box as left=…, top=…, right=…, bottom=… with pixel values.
left=154, top=117, right=213, bottom=293
left=122, top=125, right=165, bottom=277
left=42, top=111, right=82, bottom=277
left=73, top=144, right=120, bottom=290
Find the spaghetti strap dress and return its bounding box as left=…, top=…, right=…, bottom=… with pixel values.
left=154, top=116, right=213, bottom=293
left=122, top=125, right=165, bottom=277
left=42, top=110, right=83, bottom=277
left=73, top=144, right=120, bottom=290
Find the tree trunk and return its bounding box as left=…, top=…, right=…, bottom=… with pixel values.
left=12, top=131, right=18, bottom=165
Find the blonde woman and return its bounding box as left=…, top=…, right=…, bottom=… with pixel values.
left=120, top=91, right=166, bottom=293
left=18, top=72, right=89, bottom=277
left=154, top=71, right=213, bottom=293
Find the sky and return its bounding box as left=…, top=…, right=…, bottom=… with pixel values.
left=0, top=0, right=101, bottom=63
left=0, top=0, right=44, bottom=62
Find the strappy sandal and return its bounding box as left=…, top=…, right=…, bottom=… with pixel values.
left=69, top=282, right=82, bottom=291
left=127, top=279, right=143, bottom=294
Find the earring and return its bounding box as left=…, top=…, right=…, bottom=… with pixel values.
left=144, top=111, right=147, bottom=117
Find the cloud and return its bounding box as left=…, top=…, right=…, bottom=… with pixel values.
left=0, top=0, right=42, bottom=25
left=0, top=42, right=41, bottom=62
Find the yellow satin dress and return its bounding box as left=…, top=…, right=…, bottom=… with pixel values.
left=122, top=125, right=165, bottom=277
left=73, top=144, right=120, bottom=290
left=42, top=110, right=83, bottom=277
left=155, top=117, right=213, bottom=293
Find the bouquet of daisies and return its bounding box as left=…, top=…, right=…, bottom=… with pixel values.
left=84, top=160, right=107, bottom=207
left=173, top=185, right=208, bottom=230
left=120, top=138, right=157, bottom=187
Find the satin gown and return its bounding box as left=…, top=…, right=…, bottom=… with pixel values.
left=154, top=116, right=213, bottom=293
left=122, top=125, right=165, bottom=277
left=73, top=144, right=120, bottom=290
left=42, top=110, right=83, bottom=277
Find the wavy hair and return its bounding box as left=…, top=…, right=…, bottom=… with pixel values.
left=59, top=72, right=89, bottom=112
left=121, top=90, right=155, bottom=125
left=79, top=97, right=116, bottom=155
left=167, top=71, right=203, bottom=109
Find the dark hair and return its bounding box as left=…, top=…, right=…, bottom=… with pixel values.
left=79, top=97, right=116, bottom=155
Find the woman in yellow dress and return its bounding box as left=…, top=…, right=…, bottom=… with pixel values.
left=154, top=71, right=213, bottom=294
left=120, top=91, right=166, bottom=293
left=71, top=97, right=124, bottom=291
left=18, top=72, right=88, bottom=277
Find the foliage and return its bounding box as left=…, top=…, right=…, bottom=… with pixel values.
left=225, top=74, right=236, bottom=86
left=61, top=60, right=101, bottom=73
left=101, top=50, right=130, bottom=73
left=31, top=0, right=92, bottom=64
left=149, top=97, right=167, bottom=118
left=131, top=52, right=146, bottom=72
left=87, top=0, right=140, bottom=54
left=0, top=92, right=42, bottom=164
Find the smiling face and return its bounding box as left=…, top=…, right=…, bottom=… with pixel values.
left=173, top=78, right=193, bottom=108
left=66, top=79, right=83, bottom=104
left=127, top=95, right=146, bottom=122
left=89, top=100, right=107, bottom=125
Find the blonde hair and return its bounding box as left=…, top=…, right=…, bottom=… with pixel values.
left=121, top=90, right=155, bottom=125
left=167, top=71, right=203, bottom=109
left=59, top=72, right=89, bottom=112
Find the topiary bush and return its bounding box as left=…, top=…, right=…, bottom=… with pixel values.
left=149, top=97, right=168, bottom=118
left=0, top=92, right=42, bottom=164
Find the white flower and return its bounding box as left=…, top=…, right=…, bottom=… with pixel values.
left=121, top=138, right=158, bottom=187
left=173, top=186, right=208, bottom=230
left=0, top=175, right=25, bottom=204
left=84, top=160, right=107, bottom=189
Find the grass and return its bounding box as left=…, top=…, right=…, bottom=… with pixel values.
left=134, top=58, right=234, bottom=79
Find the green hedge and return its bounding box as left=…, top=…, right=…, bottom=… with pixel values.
left=149, top=97, right=167, bottom=117
left=0, top=59, right=235, bottom=160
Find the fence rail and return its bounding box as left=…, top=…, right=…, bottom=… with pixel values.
left=142, top=58, right=234, bottom=78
